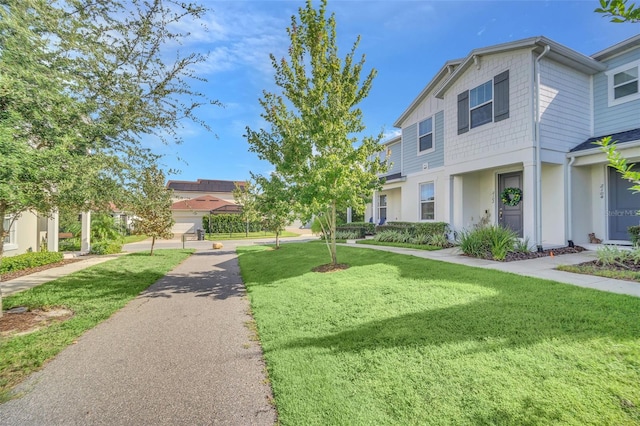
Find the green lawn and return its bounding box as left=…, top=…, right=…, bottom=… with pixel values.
left=356, top=239, right=442, bottom=250
left=123, top=234, right=149, bottom=244
left=238, top=243, right=640, bottom=425
left=0, top=249, right=193, bottom=401
left=206, top=230, right=299, bottom=241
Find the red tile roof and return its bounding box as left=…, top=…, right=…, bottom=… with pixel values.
left=170, top=195, right=239, bottom=212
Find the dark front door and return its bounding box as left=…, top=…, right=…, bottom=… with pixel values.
left=608, top=167, right=640, bottom=240
left=498, top=172, right=523, bottom=237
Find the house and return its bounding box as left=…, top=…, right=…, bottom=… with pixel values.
left=166, top=179, right=245, bottom=235
left=3, top=211, right=59, bottom=257
left=367, top=34, right=640, bottom=248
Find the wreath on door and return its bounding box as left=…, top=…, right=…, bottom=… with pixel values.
left=500, top=187, right=522, bottom=206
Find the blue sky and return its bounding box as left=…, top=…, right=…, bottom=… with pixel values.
left=151, top=0, right=639, bottom=183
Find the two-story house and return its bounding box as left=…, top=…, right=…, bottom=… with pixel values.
left=368, top=34, right=640, bottom=249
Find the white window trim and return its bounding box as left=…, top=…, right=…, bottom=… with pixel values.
left=378, top=194, right=387, bottom=222
left=419, top=182, right=436, bottom=222
left=607, top=59, right=640, bottom=107
left=3, top=215, right=18, bottom=251
left=469, top=80, right=494, bottom=129
left=417, top=117, right=434, bottom=155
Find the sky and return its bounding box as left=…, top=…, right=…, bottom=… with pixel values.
left=148, top=0, right=640, bottom=183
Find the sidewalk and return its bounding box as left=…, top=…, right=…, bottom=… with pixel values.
left=0, top=247, right=276, bottom=425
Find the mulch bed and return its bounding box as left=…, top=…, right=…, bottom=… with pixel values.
left=0, top=307, right=74, bottom=337
left=468, top=246, right=587, bottom=262
left=0, top=258, right=84, bottom=282
left=312, top=263, right=350, bottom=273
left=571, top=259, right=640, bottom=273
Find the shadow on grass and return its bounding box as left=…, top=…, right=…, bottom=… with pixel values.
left=239, top=243, right=640, bottom=352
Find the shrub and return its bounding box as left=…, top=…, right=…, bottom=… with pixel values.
left=427, top=233, right=450, bottom=248
left=337, top=222, right=375, bottom=235
left=203, top=214, right=262, bottom=234
left=458, top=225, right=517, bottom=261
left=59, top=238, right=81, bottom=252
left=335, top=226, right=366, bottom=239
left=595, top=245, right=628, bottom=267
left=0, top=251, right=64, bottom=274
left=513, top=238, right=532, bottom=253
left=628, top=225, right=640, bottom=245
left=335, top=230, right=363, bottom=240
left=373, top=230, right=412, bottom=243
left=90, top=240, right=122, bottom=255
left=376, top=222, right=449, bottom=238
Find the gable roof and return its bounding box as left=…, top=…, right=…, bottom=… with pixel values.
left=166, top=179, right=245, bottom=193
left=393, top=59, right=462, bottom=127
left=170, top=195, right=239, bottom=212
left=591, top=34, right=640, bottom=61
left=570, top=128, right=640, bottom=153
left=435, top=36, right=606, bottom=99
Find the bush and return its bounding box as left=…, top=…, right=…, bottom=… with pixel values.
left=334, top=230, right=363, bottom=240
left=372, top=230, right=413, bottom=243
left=458, top=225, right=518, bottom=261
left=203, top=214, right=262, bottom=234
left=337, top=222, right=375, bottom=235
left=376, top=222, right=449, bottom=239
left=335, top=226, right=366, bottom=239
left=0, top=251, right=64, bottom=274
left=628, top=226, right=640, bottom=245
left=59, top=238, right=81, bottom=252
left=90, top=240, right=122, bottom=255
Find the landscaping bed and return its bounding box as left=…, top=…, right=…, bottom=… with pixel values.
left=0, top=258, right=84, bottom=282
left=468, top=245, right=587, bottom=262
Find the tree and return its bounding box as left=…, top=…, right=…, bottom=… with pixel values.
left=130, top=166, right=174, bottom=256
left=253, top=174, right=296, bottom=249
left=245, top=0, right=386, bottom=268
left=595, top=0, right=640, bottom=22
left=233, top=181, right=260, bottom=237
left=0, top=0, right=216, bottom=313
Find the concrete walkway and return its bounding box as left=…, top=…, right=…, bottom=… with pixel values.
left=0, top=246, right=277, bottom=425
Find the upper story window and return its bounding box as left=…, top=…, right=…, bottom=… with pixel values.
left=418, top=118, right=433, bottom=153
left=458, top=70, right=509, bottom=135
left=608, top=60, right=640, bottom=106
left=470, top=81, right=493, bottom=128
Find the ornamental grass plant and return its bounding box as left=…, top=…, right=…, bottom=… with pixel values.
left=458, top=225, right=518, bottom=261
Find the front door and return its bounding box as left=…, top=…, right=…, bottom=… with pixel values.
left=498, top=172, right=523, bottom=237
left=608, top=167, right=640, bottom=240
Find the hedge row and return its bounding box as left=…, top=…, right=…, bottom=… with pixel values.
left=202, top=214, right=263, bottom=234
left=376, top=221, right=449, bottom=237
left=0, top=251, right=64, bottom=274
left=337, top=221, right=376, bottom=236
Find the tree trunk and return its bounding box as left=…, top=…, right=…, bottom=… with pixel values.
left=246, top=219, right=249, bottom=237
left=150, top=235, right=156, bottom=256
left=330, top=201, right=337, bottom=265
left=0, top=206, right=5, bottom=318
left=275, top=230, right=280, bottom=249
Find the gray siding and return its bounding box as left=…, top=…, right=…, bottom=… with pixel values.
left=403, top=111, right=445, bottom=175
left=387, top=142, right=402, bottom=175
left=594, top=48, right=640, bottom=136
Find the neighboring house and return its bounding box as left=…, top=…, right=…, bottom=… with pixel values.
left=166, top=179, right=245, bottom=234
left=3, top=211, right=59, bottom=257
left=367, top=34, right=640, bottom=248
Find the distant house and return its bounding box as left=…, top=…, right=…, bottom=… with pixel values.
left=367, top=34, right=640, bottom=248
left=166, top=179, right=245, bottom=235
left=3, top=211, right=59, bottom=257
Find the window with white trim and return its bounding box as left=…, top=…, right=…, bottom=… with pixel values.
left=420, top=182, right=435, bottom=221
left=378, top=194, right=387, bottom=222
left=3, top=215, right=17, bottom=248
left=418, top=118, right=433, bottom=153
left=607, top=60, right=640, bottom=106
left=470, top=80, right=493, bottom=128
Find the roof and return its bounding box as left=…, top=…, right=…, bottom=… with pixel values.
left=591, top=34, right=640, bottom=61
left=166, top=179, right=245, bottom=193
left=570, top=128, right=640, bottom=153
left=381, top=135, right=401, bottom=146
left=393, top=59, right=462, bottom=128
left=170, top=195, right=238, bottom=212
left=435, top=36, right=606, bottom=99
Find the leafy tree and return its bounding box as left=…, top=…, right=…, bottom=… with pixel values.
left=130, top=167, right=174, bottom=256
left=252, top=174, right=296, bottom=249
left=595, top=0, right=640, bottom=22
left=245, top=0, right=386, bottom=267
left=233, top=181, right=260, bottom=237
left=0, top=0, right=215, bottom=313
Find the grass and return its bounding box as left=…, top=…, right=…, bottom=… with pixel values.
left=205, top=230, right=299, bottom=241
left=123, top=234, right=148, bottom=244
left=238, top=243, right=640, bottom=425
left=0, top=249, right=193, bottom=401
left=356, top=239, right=441, bottom=251
left=558, top=263, right=640, bottom=282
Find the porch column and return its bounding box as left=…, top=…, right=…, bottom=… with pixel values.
left=81, top=211, right=91, bottom=253
left=452, top=175, right=464, bottom=233
left=523, top=163, right=537, bottom=247
left=47, top=210, right=59, bottom=252
left=372, top=191, right=378, bottom=224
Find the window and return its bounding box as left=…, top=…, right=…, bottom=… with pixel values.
left=458, top=70, right=509, bottom=134
left=379, top=194, right=387, bottom=222
left=3, top=215, right=17, bottom=249
left=470, top=81, right=493, bottom=128
left=418, top=118, right=433, bottom=152
left=420, top=183, right=435, bottom=220
left=607, top=60, right=640, bottom=106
